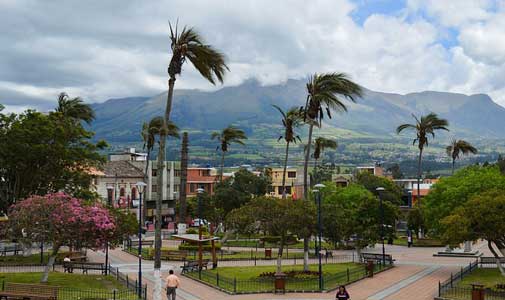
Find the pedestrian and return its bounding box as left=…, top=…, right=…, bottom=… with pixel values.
left=165, top=269, right=180, bottom=300
left=407, top=235, right=412, bottom=248
left=336, top=285, right=350, bottom=299
left=63, top=255, right=73, bottom=273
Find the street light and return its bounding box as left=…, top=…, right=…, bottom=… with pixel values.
left=136, top=181, right=147, bottom=297
left=105, top=185, right=114, bottom=275
left=313, top=183, right=325, bottom=291
left=376, top=187, right=386, bottom=267
left=196, top=187, right=205, bottom=276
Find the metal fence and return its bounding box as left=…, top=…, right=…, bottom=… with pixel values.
left=185, top=262, right=391, bottom=294
left=438, top=259, right=505, bottom=300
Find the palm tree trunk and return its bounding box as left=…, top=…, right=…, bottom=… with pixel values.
left=282, top=142, right=290, bottom=199
left=417, top=147, right=423, bottom=238
left=220, top=151, right=225, bottom=182
left=179, top=132, right=189, bottom=225
left=143, top=152, right=150, bottom=225
left=452, top=159, right=455, bottom=175
left=303, top=123, right=314, bottom=271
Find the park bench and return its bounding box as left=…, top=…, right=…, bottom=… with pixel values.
left=480, top=256, right=505, bottom=266
left=56, top=251, right=87, bottom=263
left=160, top=250, right=187, bottom=261
left=0, top=245, right=21, bottom=256
left=0, top=282, right=58, bottom=300
left=180, top=259, right=209, bottom=273
left=496, top=283, right=505, bottom=290
left=63, top=262, right=106, bottom=274
left=360, top=253, right=394, bottom=265
left=128, top=240, right=154, bottom=249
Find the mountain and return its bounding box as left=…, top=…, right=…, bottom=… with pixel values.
left=90, top=78, right=505, bottom=144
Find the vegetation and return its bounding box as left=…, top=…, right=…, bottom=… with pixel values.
left=0, top=272, right=125, bottom=290
left=211, top=125, right=247, bottom=182
left=446, top=139, right=477, bottom=174
left=458, top=268, right=505, bottom=289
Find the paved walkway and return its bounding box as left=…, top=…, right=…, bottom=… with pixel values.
left=88, top=241, right=489, bottom=300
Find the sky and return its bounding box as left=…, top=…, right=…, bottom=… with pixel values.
left=1, top=0, right=505, bottom=112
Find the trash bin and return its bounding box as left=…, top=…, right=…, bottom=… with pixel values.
left=367, top=260, right=375, bottom=278
left=471, top=283, right=485, bottom=300
left=265, top=248, right=272, bottom=258
left=274, top=272, right=286, bottom=294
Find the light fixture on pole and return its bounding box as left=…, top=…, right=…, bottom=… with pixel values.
left=136, top=181, right=147, bottom=297
left=376, top=187, right=386, bottom=267
left=196, top=187, right=205, bottom=277
left=313, top=183, right=325, bottom=291
left=105, top=185, right=114, bottom=275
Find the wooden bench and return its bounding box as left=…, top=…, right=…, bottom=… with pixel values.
left=180, top=259, right=209, bottom=273
left=0, top=282, right=58, bottom=300
left=129, top=240, right=154, bottom=248
left=160, top=250, right=187, bottom=261
left=63, top=262, right=106, bottom=274
left=360, top=253, right=394, bottom=265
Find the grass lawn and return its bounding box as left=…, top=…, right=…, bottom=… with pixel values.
left=458, top=268, right=505, bottom=289
left=0, top=272, right=125, bottom=289
left=0, top=253, right=51, bottom=265
left=393, top=237, right=445, bottom=247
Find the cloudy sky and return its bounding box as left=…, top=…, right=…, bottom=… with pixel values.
left=2, top=0, right=505, bottom=112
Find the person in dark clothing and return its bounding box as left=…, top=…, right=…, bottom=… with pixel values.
left=336, top=285, right=350, bottom=299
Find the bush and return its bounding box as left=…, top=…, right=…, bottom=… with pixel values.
left=178, top=243, right=222, bottom=252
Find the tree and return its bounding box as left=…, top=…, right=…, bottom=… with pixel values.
left=55, top=92, right=95, bottom=125
left=407, top=207, right=425, bottom=236
left=356, top=172, right=402, bottom=206
left=396, top=113, right=449, bottom=211
left=301, top=72, right=362, bottom=270
left=440, top=190, right=505, bottom=275
left=446, top=139, right=477, bottom=174
left=0, top=106, right=106, bottom=210
left=211, top=126, right=247, bottom=182
left=386, top=163, right=403, bottom=179
left=424, top=165, right=505, bottom=235
left=231, top=168, right=270, bottom=197
left=151, top=24, right=228, bottom=298
left=313, top=137, right=337, bottom=169
left=179, top=132, right=189, bottom=224
left=227, top=197, right=316, bottom=273
left=310, top=164, right=336, bottom=184
left=6, top=193, right=134, bottom=283
left=272, top=105, right=303, bottom=198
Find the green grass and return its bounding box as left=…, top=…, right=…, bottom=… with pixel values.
left=0, top=253, right=52, bottom=265
left=458, top=268, right=505, bottom=290
left=0, top=272, right=124, bottom=289
left=223, top=239, right=337, bottom=250
left=393, top=237, right=445, bottom=247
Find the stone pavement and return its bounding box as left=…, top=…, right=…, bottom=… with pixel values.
left=88, top=241, right=489, bottom=300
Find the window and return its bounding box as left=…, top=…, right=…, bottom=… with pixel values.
left=152, top=185, right=158, bottom=192
left=174, top=184, right=180, bottom=193
left=200, top=169, right=211, bottom=176
left=190, top=183, right=196, bottom=193
left=107, top=188, right=113, bottom=205
left=119, top=187, right=125, bottom=197
left=288, top=171, right=296, bottom=178
left=174, top=170, right=181, bottom=177
left=131, top=187, right=137, bottom=200
left=152, top=169, right=157, bottom=177
left=277, top=186, right=291, bottom=194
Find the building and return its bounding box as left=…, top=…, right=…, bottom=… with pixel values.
left=393, top=178, right=436, bottom=207
left=356, top=164, right=384, bottom=177
left=269, top=167, right=304, bottom=198
left=186, top=167, right=221, bottom=197
left=109, top=148, right=147, bottom=162
left=332, top=174, right=353, bottom=188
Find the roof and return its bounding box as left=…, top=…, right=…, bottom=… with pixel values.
left=172, top=234, right=220, bottom=243
left=103, top=161, right=144, bottom=178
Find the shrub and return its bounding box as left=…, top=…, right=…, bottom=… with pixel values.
left=178, top=243, right=222, bottom=251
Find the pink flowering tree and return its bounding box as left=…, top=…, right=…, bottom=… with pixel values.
left=7, top=193, right=117, bottom=283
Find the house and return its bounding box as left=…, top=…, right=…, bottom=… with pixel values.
left=186, top=167, right=221, bottom=197
left=393, top=178, right=436, bottom=207
left=109, top=148, right=147, bottom=162
left=356, top=164, right=384, bottom=177
left=332, top=174, right=353, bottom=188
left=269, top=167, right=304, bottom=198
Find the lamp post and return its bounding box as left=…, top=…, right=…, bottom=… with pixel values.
left=313, top=183, right=325, bottom=291
left=376, top=187, right=386, bottom=266
left=196, top=187, right=205, bottom=275
left=136, top=181, right=147, bottom=297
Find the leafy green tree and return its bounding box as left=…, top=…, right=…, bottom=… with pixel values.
left=386, top=163, right=403, bottom=179
left=227, top=197, right=316, bottom=273
left=446, top=139, right=477, bottom=174
left=356, top=172, right=402, bottom=205
left=211, top=126, right=247, bottom=181
left=55, top=92, right=95, bottom=124
left=440, top=190, right=505, bottom=275
left=396, top=113, right=449, bottom=210
left=231, top=168, right=271, bottom=197
left=424, top=165, right=505, bottom=235
left=310, top=164, right=337, bottom=185
left=302, top=72, right=362, bottom=270
left=273, top=105, right=303, bottom=198
left=313, top=137, right=337, bottom=169
left=407, top=207, right=425, bottom=236
left=152, top=24, right=228, bottom=292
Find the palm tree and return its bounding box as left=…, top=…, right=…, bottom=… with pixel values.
left=301, top=73, right=362, bottom=271
left=55, top=92, right=95, bottom=124
left=141, top=117, right=180, bottom=223
left=396, top=113, right=449, bottom=210
left=153, top=23, right=228, bottom=297
left=273, top=105, right=304, bottom=199
left=446, top=139, right=477, bottom=174
left=211, top=126, right=247, bottom=182
left=313, top=137, right=338, bottom=168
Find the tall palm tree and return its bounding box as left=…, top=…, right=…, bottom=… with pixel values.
left=55, top=92, right=95, bottom=124
left=273, top=105, right=304, bottom=199
left=396, top=113, right=449, bottom=210
left=211, top=126, right=247, bottom=182
left=312, top=137, right=338, bottom=168
left=446, top=139, right=477, bottom=174
left=153, top=23, right=228, bottom=298
left=141, top=117, right=180, bottom=223
left=301, top=73, right=362, bottom=271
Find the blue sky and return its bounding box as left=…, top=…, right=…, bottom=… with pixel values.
left=1, top=0, right=505, bottom=111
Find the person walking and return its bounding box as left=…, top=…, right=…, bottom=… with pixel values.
left=407, top=235, right=413, bottom=248
left=336, top=285, right=350, bottom=299
left=165, top=269, right=180, bottom=300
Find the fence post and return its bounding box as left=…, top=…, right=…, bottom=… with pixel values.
left=347, top=268, right=350, bottom=282
left=352, top=252, right=355, bottom=262
left=144, top=285, right=147, bottom=300
left=234, top=277, right=237, bottom=293
left=217, top=273, right=220, bottom=287
left=116, top=267, right=119, bottom=280
left=126, top=275, right=129, bottom=288
left=450, top=273, right=453, bottom=288
left=113, top=290, right=116, bottom=300
left=254, top=255, right=257, bottom=266
left=438, top=281, right=441, bottom=297
left=460, top=267, right=463, bottom=281
left=251, top=249, right=253, bottom=260
left=2, top=280, right=4, bottom=291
